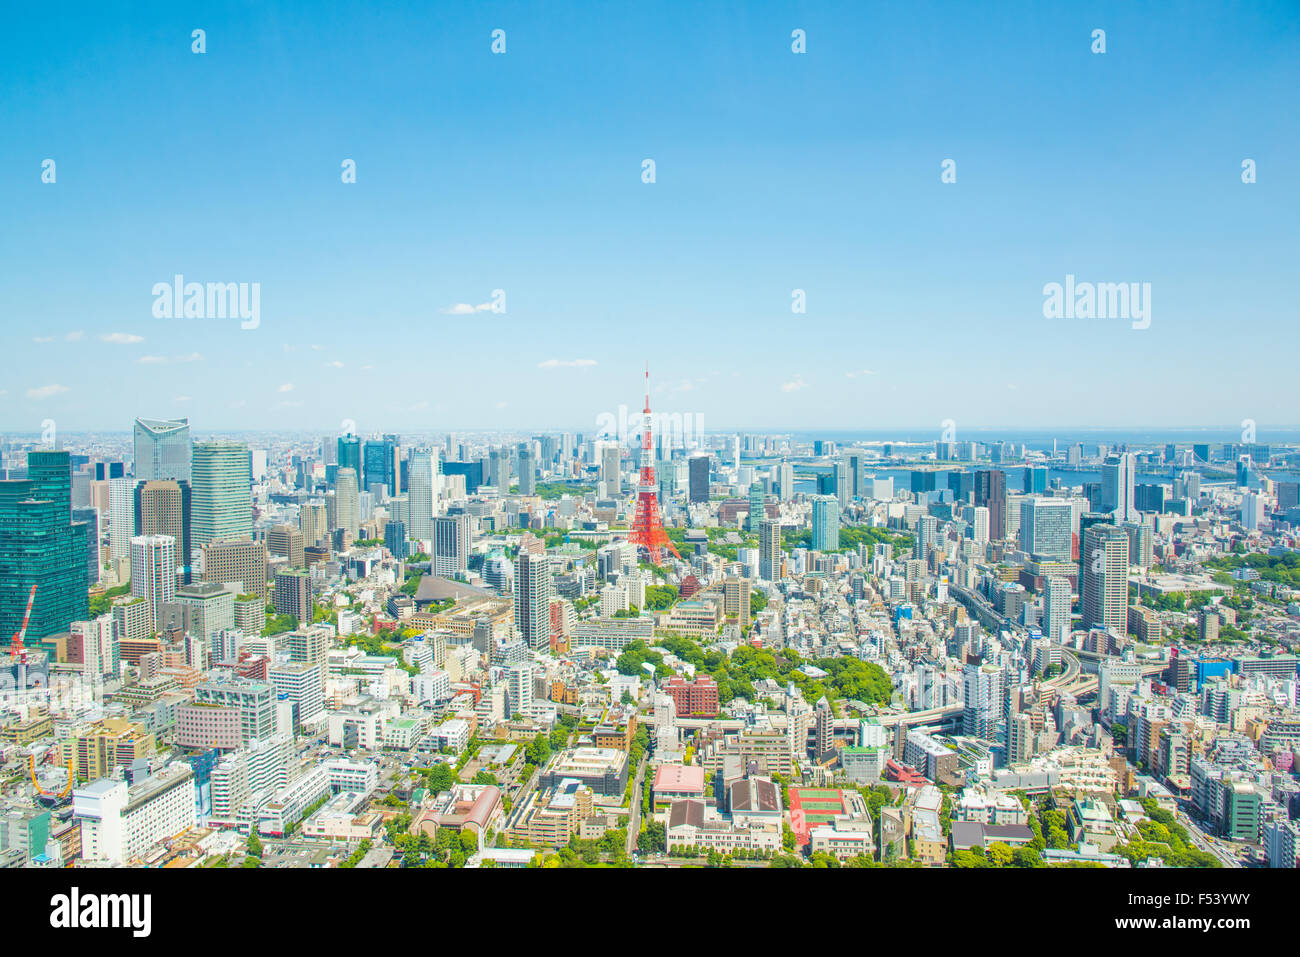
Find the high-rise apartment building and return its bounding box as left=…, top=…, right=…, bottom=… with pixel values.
left=108, top=477, right=135, bottom=562
left=514, top=551, right=552, bottom=651
left=1081, top=523, right=1129, bottom=633
left=759, top=519, right=781, bottom=582
left=300, top=500, right=327, bottom=549
left=1044, top=576, right=1072, bottom=643
left=273, top=568, right=311, bottom=622
left=131, top=535, right=176, bottom=635
left=747, top=482, right=765, bottom=532
left=334, top=467, right=360, bottom=540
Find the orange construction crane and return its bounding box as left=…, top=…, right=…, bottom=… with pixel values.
left=29, top=753, right=75, bottom=799
left=10, top=584, right=36, bottom=663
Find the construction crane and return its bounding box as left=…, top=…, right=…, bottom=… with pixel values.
left=10, top=584, right=36, bottom=663
left=29, top=752, right=75, bottom=800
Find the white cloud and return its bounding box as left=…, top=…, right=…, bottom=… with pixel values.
left=279, top=383, right=294, bottom=393
left=138, top=352, right=204, bottom=365
left=495, top=401, right=507, bottom=409
left=175, top=395, right=192, bottom=403
left=326, top=360, right=344, bottom=368
left=27, top=384, right=68, bottom=399
left=101, top=332, right=144, bottom=345
left=64, top=331, right=84, bottom=342
left=441, top=301, right=494, bottom=315
left=310, top=344, right=324, bottom=351
left=845, top=369, right=877, bottom=378
left=32, top=336, right=54, bottom=343
left=780, top=377, right=809, bottom=393
left=537, top=358, right=597, bottom=369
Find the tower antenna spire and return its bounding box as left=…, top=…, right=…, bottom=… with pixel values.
left=627, top=364, right=680, bottom=564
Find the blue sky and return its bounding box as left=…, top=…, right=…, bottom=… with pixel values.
left=1, top=0, right=1297, bottom=435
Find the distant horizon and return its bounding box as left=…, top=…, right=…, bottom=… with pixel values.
left=7, top=424, right=1300, bottom=443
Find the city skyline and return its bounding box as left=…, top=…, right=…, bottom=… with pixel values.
left=0, top=0, right=1297, bottom=899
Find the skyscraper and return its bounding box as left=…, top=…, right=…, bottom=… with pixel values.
left=974, top=469, right=1007, bottom=541
left=843, top=450, right=865, bottom=500
left=406, top=449, right=436, bottom=542
left=517, top=443, right=536, bottom=496
left=433, top=514, right=470, bottom=578
left=962, top=658, right=1005, bottom=739
left=191, top=441, right=253, bottom=548
left=834, top=460, right=851, bottom=508
left=513, top=551, right=552, bottom=651
left=1024, top=465, right=1048, bottom=494
left=134, top=479, right=192, bottom=583
left=131, top=534, right=176, bottom=636
left=1101, top=453, right=1137, bottom=524
left=363, top=434, right=401, bottom=496
left=108, top=476, right=135, bottom=562
left=747, top=482, right=765, bottom=532
left=759, top=519, right=781, bottom=582
left=133, top=418, right=191, bottom=484
left=1019, top=497, right=1073, bottom=561
left=911, top=516, right=936, bottom=563
left=1081, top=523, right=1129, bottom=633
left=336, top=434, right=362, bottom=479
left=334, top=467, right=360, bottom=541
left=488, top=447, right=505, bottom=489
left=688, top=454, right=710, bottom=504
left=812, top=495, right=840, bottom=552
left=1044, top=576, right=1072, bottom=643
left=601, top=444, right=621, bottom=497
left=300, top=501, right=327, bottom=549
left=0, top=450, right=90, bottom=642
left=776, top=461, right=794, bottom=502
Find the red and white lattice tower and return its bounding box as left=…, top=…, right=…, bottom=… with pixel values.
left=627, top=366, right=680, bottom=565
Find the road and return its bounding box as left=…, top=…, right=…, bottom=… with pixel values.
left=1176, top=807, right=1241, bottom=868
left=626, top=750, right=649, bottom=857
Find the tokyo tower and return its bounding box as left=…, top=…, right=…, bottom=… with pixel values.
left=627, top=366, right=681, bottom=565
